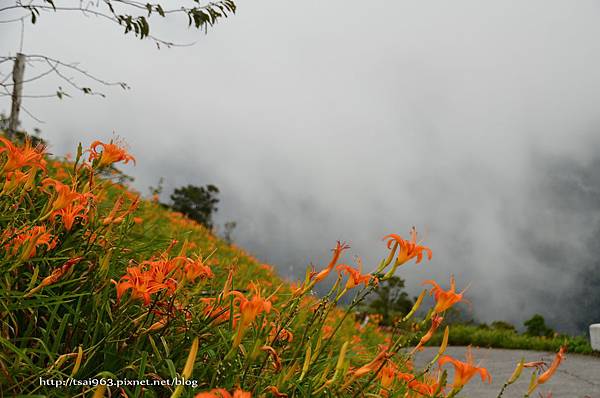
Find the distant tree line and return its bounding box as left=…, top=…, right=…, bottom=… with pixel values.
left=170, top=184, right=220, bottom=229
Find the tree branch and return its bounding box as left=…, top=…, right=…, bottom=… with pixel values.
left=1, top=62, right=55, bottom=86
left=24, top=54, right=129, bottom=89
left=0, top=0, right=236, bottom=47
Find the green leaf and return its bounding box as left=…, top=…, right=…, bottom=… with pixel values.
left=44, top=0, right=56, bottom=11
left=134, top=351, right=148, bottom=397
left=166, top=359, right=177, bottom=379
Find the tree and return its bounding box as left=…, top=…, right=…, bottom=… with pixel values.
left=170, top=184, right=219, bottom=229
left=0, top=0, right=237, bottom=137
left=491, top=320, right=517, bottom=332
left=365, top=276, right=413, bottom=327
left=524, top=314, right=554, bottom=337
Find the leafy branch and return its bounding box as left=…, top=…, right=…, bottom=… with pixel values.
left=0, top=0, right=237, bottom=45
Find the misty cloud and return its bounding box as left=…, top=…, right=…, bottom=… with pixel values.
left=2, top=0, right=600, bottom=332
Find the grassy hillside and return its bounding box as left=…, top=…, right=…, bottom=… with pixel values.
left=0, top=136, right=575, bottom=397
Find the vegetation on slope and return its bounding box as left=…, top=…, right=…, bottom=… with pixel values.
left=0, top=136, right=574, bottom=397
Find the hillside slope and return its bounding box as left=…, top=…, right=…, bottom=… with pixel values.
left=0, top=137, right=570, bottom=398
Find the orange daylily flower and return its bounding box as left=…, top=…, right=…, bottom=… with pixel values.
left=233, top=389, right=252, bottom=398
left=183, top=256, right=214, bottom=282
left=4, top=225, right=58, bottom=259
left=195, top=389, right=251, bottom=398
left=1, top=169, right=36, bottom=194
left=269, top=324, right=293, bottom=343
left=231, top=283, right=273, bottom=347
left=311, top=241, right=350, bottom=284
left=114, top=265, right=171, bottom=305
left=42, top=178, right=94, bottom=213
left=201, top=298, right=235, bottom=325
left=260, top=263, right=274, bottom=272
left=422, top=275, right=466, bottom=313
left=379, top=365, right=430, bottom=398
left=336, top=262, right=373, bottom=290
left=101, top=194, right=140, bottom=225
left=383, top=227, right=432, bottom=267
left=396, top=371, right=414, bottom=384
left=113, top=251, right=213, bottom=306
left=141, top=259, right=180, bottom=293
left=438, top=346, right=491, bottom=390
left=0, top=137, right=46, bottom=172
left=322, top=325, right=334, bottom=339
left=378, top=362, right=398, bottom=389
left=235, top=287, right=272, bottom=326
left=528, top=346, right=566, bottom=394
left=195, top=390, right=228, bottom=398
left=261, top=345, right=282, bottom=371
left=405, top=374, right=441, bottom=398
left=88, top=140, right=135, bottom=168
left=412, top=314, right=443, bottom=353
left=51, top=160, right=70, bottom=180
left=351, top=345, right=392, bottom=378
left=53, top=203, right=89, bottom=231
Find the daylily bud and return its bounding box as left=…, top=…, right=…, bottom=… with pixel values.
left=508, top=359, right=524, bottom=384
left=438, top=326, right=450, bottom=357
left=183, top=337, right=199, bottom=379
left=527, top=346, right=566, bottom=394
left=172, top=337, right=199, bottom=398
left=25, top=257, right=83, bottom=297
left=71, top=346, right=83, bottom=377
left=527, top=370, right=538, bottom=395
left=92, top=385, right=106, bottom=398
left=403, top=290, right=426, bottom=322
left=333, top=341, right=349, bottom=381
left=147, top=318, right=168, bottom=332
left=299, top=346, right=312, bottom=381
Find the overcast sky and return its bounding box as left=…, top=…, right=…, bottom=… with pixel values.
left=2, top=0, right=600, bottom=332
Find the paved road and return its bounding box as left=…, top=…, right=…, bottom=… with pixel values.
left=411, top=346, right=600, bottom=398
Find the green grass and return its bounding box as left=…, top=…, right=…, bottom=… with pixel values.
left=427, top=324, right=595, bottom=355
